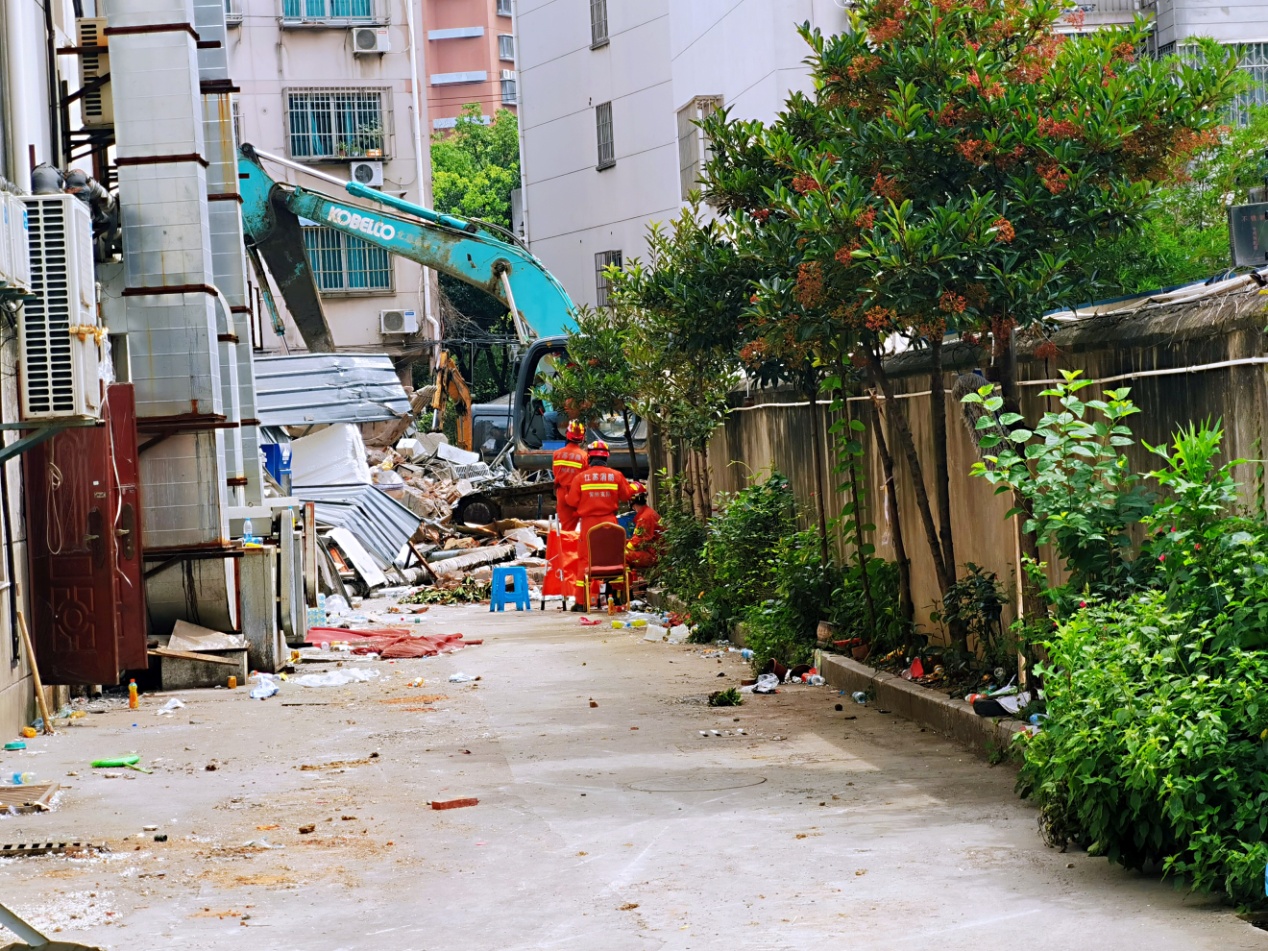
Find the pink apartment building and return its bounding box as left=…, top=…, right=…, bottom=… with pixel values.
left=424, top=0, right=517, bottom=131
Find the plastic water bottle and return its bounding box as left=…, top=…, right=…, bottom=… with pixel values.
left=128, top=679, right=139, bottom=710
left=851, top=691, right=868, bottom=705
left=740, top=649, right=754, bottom=661
left=10, top=773, right=33, bottom=786
left=242, top=518, right=254, bottom=545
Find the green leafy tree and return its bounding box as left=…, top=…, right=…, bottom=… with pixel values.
left=607, top=204, right=750, bottom=518
left=703, top=1, right=1241, bottom=643
left=546, top=305, right=641, bottom=473
left=430, top=104, right=521, bottom=227
left=430, top=104, right=523, bottom=398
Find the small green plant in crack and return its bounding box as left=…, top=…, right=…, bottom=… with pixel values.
left=708, top=687, right=743, bottom=707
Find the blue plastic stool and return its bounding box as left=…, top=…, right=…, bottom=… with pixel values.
left=489, top=565, right=531, bottom=612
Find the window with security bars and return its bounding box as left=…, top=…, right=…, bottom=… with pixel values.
left=595, top=101, right=614, bottom=169
left=498, top=33, right=515, bottom=61
left=497, top=0, right=512, bottom=15
left=595, top=250, right=622, bottom=307
left=231, top=98, right=242, bottom=145
left=501, top=70, right=518, bottom=106
left=1231, top=42, right=1268, bottom=126
left=590, top=0, right=608, bottom=47
left=677, top=96, right=722, bottom=200
left=1166, top=42, right=1268, bottom=126
left=281, top=0, right=376, bottom=22
left=286, top=88, right=388, bottom=160
left=303, top=226, right=394, bottom=293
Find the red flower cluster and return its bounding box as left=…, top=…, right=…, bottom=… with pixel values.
left=956, top=138, right=993, bottom=165
left=847, top=54, right=881, bottom=82
left=792, top=173, right=821, bottom=195
left=864, top=306, right=895, bottom=332
left=855, top=207, right=876, bottom=230
left=939, top=291, right=968, bottom=314
left=937, top=104, right=965, bottom=128
left=992, top=217, right=1015, bottom=243
left=751, top=208, right=772, bottom=223
left=872, top=173, right=902, bottom=202
left=834, top=241, right=861, bottom=266
left=1034, top=340, right=1059, bottom=360
left=794, top=261, right=825, bottom=308
left=1037, top=116, right=1081, bottom=140
left=1036, top=161, right=1070, bottom=194
left=966, top=70, right=1004, bottom=100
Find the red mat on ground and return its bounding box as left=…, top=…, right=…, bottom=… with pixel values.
left=305, top=626, right=482, bottom=659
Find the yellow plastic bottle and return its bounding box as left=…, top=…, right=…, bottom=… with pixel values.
left=128, top=679, right=138, bottom=710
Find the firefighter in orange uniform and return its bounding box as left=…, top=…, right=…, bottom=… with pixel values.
left=552, top=420, right=588, bottom=531
left=624, top=482, right=663, bottom=576
left=565, top=440, right=632, bottom=610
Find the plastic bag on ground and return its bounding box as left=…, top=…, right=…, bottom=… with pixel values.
left=156, top=698, right=187, bottom=716
left=666, top=625, right=691, bottom=644
left=753, top=673, right=779, bottom=694
left=448, top=672, right=477, bottom=683
left=250, top=674, right=280, bottom=700
left=292, top=669, right=379, bottom=688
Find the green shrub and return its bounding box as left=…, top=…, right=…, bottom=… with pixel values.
left=1020, top=420, right=1268, bottom=909
left=830, top=557, right=909, bottom=656
left=1021, top=593, right=1268, bottom=908
left=743, top=529, right=838, bottom=671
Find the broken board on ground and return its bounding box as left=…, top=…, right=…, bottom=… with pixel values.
left=0, top=782, right=58, bottom=814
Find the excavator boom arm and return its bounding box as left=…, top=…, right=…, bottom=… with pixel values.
left=237, top=146, right=578, bottom=350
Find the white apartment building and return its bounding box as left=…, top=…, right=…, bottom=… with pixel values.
left=227, top=0, right=440, bottom=357
left=513, top=1, right=853, bottom=309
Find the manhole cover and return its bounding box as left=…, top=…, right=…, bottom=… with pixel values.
left=628, top=775, right=767, bottom=793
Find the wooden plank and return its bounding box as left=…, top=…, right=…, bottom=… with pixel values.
left=0, top=841, right=105, bottom=857
left=148, top=647, right=241, bottom=667
left=0, top=783, right=58, bottom=813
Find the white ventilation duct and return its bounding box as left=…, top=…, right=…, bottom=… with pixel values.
left=104, top=0, right=235, bottom=631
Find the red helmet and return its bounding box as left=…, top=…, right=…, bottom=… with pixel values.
left=587, top=439, right=610, bottom=459
left=629, top=481, right=648, bottom=503
left=565, top=419, right=586, bottom=443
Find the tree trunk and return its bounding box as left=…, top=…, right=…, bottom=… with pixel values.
left=928, top=335, right=956, bottom=579
left=928, top=335, right=966, bottom=651
left=848, top=427, right=878, bottom=639
left=807, top=379, right=830, bottom=566
left=621, top=407, right=638, bottom=478
left=869, top=395, right=914, bottom=625
left=697, top=447, right=714, bottom=520
left=865, top=347, right=950, bottom=594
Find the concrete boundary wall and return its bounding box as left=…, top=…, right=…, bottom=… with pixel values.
left=698, top=286, right=1268, bottom=638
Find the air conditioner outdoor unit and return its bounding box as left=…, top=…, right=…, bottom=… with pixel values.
left=76, top=18, right=114, bottom=129
left=350, top=160, right=384, bottom=187
left=352, top=26, right=390, bottom=53
left=0, top=196, right=31, bottom=295
left=380, top=309, right=418, bottom=334
left=21, top=195, right=101, bottom=421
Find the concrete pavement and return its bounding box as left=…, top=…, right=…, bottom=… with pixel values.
left=0, top=603, right=1256, bottom=950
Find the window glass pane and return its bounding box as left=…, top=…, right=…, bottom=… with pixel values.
left=303, top=228, right=392, bottom=292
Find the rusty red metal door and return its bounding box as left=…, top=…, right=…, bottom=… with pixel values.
left=23, top=384, right=147, bottom=684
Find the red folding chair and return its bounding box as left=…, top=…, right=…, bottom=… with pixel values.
left=584, top=522, right=631, bottom=613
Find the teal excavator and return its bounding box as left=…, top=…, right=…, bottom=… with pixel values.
left=236, top=145, right=645, bottom=480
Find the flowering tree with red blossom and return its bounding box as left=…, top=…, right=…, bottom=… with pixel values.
left=702, top=0, right=1242, bottom=642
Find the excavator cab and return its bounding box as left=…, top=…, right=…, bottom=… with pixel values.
left=512, top=337, right=648, bottom=478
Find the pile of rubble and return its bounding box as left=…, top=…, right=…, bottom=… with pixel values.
left=289, top=424, right=556, bottom=601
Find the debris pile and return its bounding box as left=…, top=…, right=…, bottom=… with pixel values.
left=287, top=424, right=556, bottom=601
